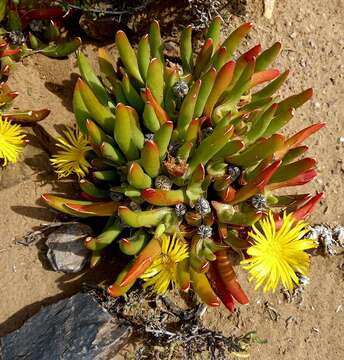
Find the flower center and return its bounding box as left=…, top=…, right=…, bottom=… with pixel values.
left=161, top=254, right=177, bottom=276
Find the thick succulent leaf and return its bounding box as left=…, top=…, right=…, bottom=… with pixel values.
left=110, top=79, right=127, bottom=104
left=140, top=140, right=161, bottom=177
left=177, top=79, right=202, bottom=138
left=90, top=250, right=102, bottom=268
left=212, top=201, right=262, bottom=225
left=0, top=0, right=7, bottom=22
left=228, top=134, right=284, bottom=168
left=149, top=20, right=164, bottom=64
left=180, top=25, right=193, bottom=73
left=218, top=185, right=236, bottom=203
left=212, top=58, right=255, bottom=122
left=176, top=258, right=191, bottom=292
left=282, top=123, right=326, bottom=151
left=215, top=250, right=249, bottom=304
left=77, top=78, right=115, bottom=134
left=2, top=109, right=50, bottom=124
left=230, top=44, right=261, bottom=87
left=267, top=193, right=311, bottom=208
left=108, top=260, right=136, bottom=297
left=143, top=87, right=171, bottom=125
left=65, top=201, right=118, bottom=216
left=121, top=71, right=144, bottom=112
left=119, top=230, right=149, bottom=255
left=203, top=61, right=236, bottom=118
left=41, top=194, right=92, bottom=217
left=128, top=162, right=152, bottom=189
left=291, top=193, right=324, bottom=221
left=215, top=140, right=245, bottom=160
left=100, top=141, right=125, bottom=164
left=146, top=58, right=164, bottom=105
left=270, top=158, right=316, bottom=183
left=177, top=142, right=193, bottom=162
left=142, top=188, right=186, bottom=205
left=39, top=37, right=81, bottom=58
left=115, top=30, right=143, bottom=84
left=85, top=220, right=122, bottom=250
left=190, top=267, right=220, bottom=307
left=207, top=160, right=228, bottom=177
left=186, top=164, right=205, bottom=202
left=111, top=185, right=141, bottom=198
left=245, top=103, right=277, bottom=143
left=43, top=20, right=60, bottom=42
left=267, top=169, right=317, bottom=190
left=231, top=160, right=282, bottom=205
left=214, top=175, right=234, bottom=191
left=262, top=107, right=294, bottom=137
left=86, top=119, right=115, bottom=147
left=0, top=90, right=18, bottom=106
left=114, top=103, right=139, bottom=160
left=127, top=106, right=145, bottom=149
left=137, top=35, right=150, bottom=81
left=118, top=206, right=173, bottom=227
left=78, top=51, right=110, bottom=106
left=250, top=69, right=280, bottom=88
left=120, top=236, right=162, bottom=287
left=206, top=15, right=222, bottom=51
left=275, top=88, right=313, bottom=115
left=187, top=122, right=234, bottom=176
left=194, top=68, right=217, bottom=118
left=212, top=46, right=228, bottom=71
left=252, top=70, right=289, bottom=101
left=185, top=118, right=201, bottom=143
left=79, top=179, right=109, bottom=199
left=194, top=39, right=213, bottom=79
left=223, top=230, right=251, bottom=250
left=220, top=22, right=253, bottom=61
left=93, top=170, right=119, bottom=181
left=255, top=42, right=282, bottom=72
left=73, top=82, right=89, bottom=133
left=98, top=47, right=117, bottom=81
left=29, top=32, right=44, bottom=50
left=207, top=264, right=235, bottom=312
left=154, top=121, right=173, bottom=158
left=240, top=96, right=274, bottom=112
left=143, top=102, right=160, bottom=132
left=282, top=145, right=308, bottom=165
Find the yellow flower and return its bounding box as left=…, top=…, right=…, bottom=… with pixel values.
left=50, top=127, right=92, bottom=178
left=241, top=211, right=317, bottom=293
left=140, top=233, right=189, bottom=294
left=0, top=117, right=25, bottom=166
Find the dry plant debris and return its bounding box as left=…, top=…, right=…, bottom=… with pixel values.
left=85, top=285, right=266, bottom=359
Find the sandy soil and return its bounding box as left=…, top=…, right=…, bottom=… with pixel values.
left=0, top=0, right=343, bottom=359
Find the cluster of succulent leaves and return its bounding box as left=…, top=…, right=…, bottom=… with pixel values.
left=43, top=16, right=324, bottom=311
left=0, top=0, right=81, bottom=64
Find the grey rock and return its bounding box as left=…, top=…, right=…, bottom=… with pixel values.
left=46, top=222, right=93, bottom=273
left=0, top=292, right=132, bottom=360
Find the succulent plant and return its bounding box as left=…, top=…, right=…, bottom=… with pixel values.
left=0, top=1, right=81, bottom=64
left=43, top=17, right=324, bottom=312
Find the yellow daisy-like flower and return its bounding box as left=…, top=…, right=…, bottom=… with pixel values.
left=50, top=127, right=92, bottom=179
left=241, top=211, right=317, bottom=293
left=0, top=117, right=25, bottom=166
left=140, top=233, right=189, bottom=294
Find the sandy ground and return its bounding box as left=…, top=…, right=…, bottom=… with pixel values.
left=0, top=0, right=343, bottom=359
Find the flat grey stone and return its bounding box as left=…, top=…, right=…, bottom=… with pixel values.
left=0, top=292, right=132, bottom=360
left=46, top=222, right=93, bottom=273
